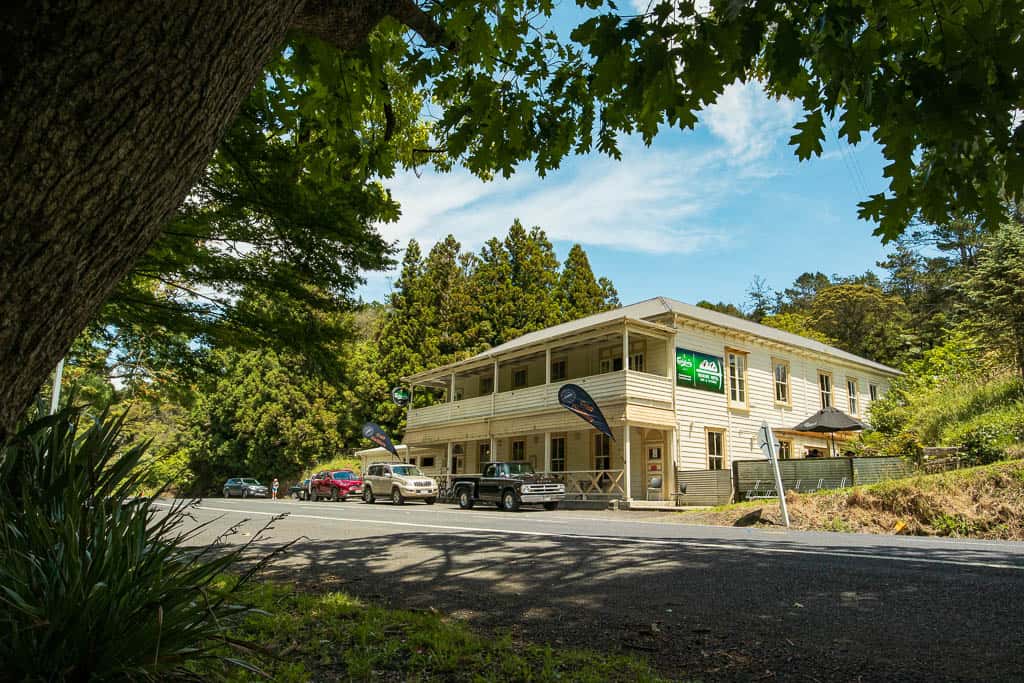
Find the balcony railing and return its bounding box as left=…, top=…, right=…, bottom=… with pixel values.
left=406, top=370, right=672, bottom=430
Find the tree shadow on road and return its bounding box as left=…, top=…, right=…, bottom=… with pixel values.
left=227, top=523, right=1024, bottom=682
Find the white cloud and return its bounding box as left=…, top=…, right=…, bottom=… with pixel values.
left=380, top=144, right=732, bottom=259
left=701, top=80, right=801, bottom=166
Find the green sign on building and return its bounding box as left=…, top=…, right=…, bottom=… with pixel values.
left=676, top=348, right=724, bottom=394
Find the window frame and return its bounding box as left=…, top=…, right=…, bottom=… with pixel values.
left=777, top=439, right=793, bottom=460
left=818, top=370, right=834, bottom=409
left=550, top=357, right=568, bottom=382
left=421, top=456, right=435, bottom=468
left=705, top=427, right=726, bottom=471
left=627, top=340, right=647, bottom=372
left=725, top=348, right=749, bottom=409
left=869, top=383, right=879, bottom=402
left=478, top=442, right=491, bottom=462
left=550, top=436, right=566, bottom=472
left=480, top=376, right=494, bottom=394
left=598, top=346, right=624, bottom=374
left=772, top=357, right=791, bottom=407
left=846, top=376, right=859, bottom=417
left=511, top=439, right=526, bottom=460
left=593, top=433, right=612, bottom=471
left=511, top=366, right=528, bottom=389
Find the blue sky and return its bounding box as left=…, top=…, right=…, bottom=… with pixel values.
left=358, top=78, right=893, bottom=311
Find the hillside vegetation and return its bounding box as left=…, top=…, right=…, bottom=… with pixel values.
left=678, top=460, right=1024, bottom=539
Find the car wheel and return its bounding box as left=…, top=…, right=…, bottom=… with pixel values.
left=330, top=488, right=339, bottom=502
left=543, top=502, right=559, bottom=511
left=457, top=487, right=474, bottom=509
left=391, top=488, right=405, bottom=505
left=502, top=489, right=520, bottom=512
left=242, top=489, right=249, bottom=499
left=299, top=490, right=307, bottom=501
left=223, top=489, right=230, bottom=498
left=363, top=487, right=375, bottom=504
left=309, top=489, right=318, bottom=502
left=425, top=497, right=436, bottom=505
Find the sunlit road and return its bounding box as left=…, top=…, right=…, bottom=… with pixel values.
left=170, top=496, right=1024, bottom=681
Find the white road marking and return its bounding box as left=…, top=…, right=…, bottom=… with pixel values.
left=189, top=504, right=1024, bottom=572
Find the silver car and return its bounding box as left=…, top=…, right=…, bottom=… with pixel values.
left=362, top=462, right=438, bottom=505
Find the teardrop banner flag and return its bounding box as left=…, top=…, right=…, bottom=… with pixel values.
left=362, top=422, right=399, bottom=459
left=557, top=383, right=614, bottom=440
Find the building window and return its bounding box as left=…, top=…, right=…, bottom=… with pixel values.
left=777, top=439, right=792, bottom=460
left=512, top=367, right=528, bottom=388
left=551, top=436, right=566, bottom=472
left=594, top=433, right=611, bottom=470
left=512, top=440, right=525, bottom=460
left=551, top=358, right=567, bottom=381
left=453, top=388, right=463, bottom=401
left=869, top=383, right=879, bottom=402
left=479, top=443, right=491, bottom=462
left=726, top=350, right=748, bottom=407
left=421, top=456, right=435, bottom=468
left=628, top=341, right=646, bottom=371
left=599, top=347, right=623, bottom=373
left=818, top=371, right=833, bottom=409
left=847, top=377, right=859, bottom=416
left=772, top=358, right=791, bottom=406
left=481, top=376, right=494, bottom=394
left=706, top=429, right=725, bottom=470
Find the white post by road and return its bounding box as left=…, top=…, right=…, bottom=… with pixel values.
left=50, top=358, right=65, bottom=414
left=758, top=421, right=790, bottom=527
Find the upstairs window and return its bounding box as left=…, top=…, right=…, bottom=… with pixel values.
left=847, top=377, right=859, bottom=416
left=818, top=371, right=833, bottom=409
left=869, top=383, right=879, bottom=402
left=550, top=358, right=567, bottom=381
left=480, top=376, right=494, bottom=394
left=512, top=367, right=528, bottom=388
left=727, top=350, right=748, bottom=407
left=599, top=347, right=623, bottom=373
left=772, top=358, right=791, bottom=406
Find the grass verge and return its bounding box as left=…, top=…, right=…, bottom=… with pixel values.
left=669, top=459, right=1024, bottom=539
left=192, top=578, right=668, bottom=682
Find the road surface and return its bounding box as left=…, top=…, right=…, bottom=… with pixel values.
left=171, top=497, right=1024, bottom=681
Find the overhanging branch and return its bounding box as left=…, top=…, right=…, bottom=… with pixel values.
left=291, top=0, right=452, bottom=52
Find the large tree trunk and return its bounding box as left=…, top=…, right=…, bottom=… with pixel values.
left=0, top=1, right=439, bottom=440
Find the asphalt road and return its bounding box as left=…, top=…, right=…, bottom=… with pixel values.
left=172, top=497, right=1024, bottom=681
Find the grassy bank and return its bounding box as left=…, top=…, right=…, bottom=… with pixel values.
left=192, top=579, right=667, bottom=682
left=673, top=459, right=1024, bottom=539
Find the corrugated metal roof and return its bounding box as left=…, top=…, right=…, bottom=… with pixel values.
left=406, top=296, right=901, bottom=381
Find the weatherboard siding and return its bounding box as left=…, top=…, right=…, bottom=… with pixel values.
left=672, top=324, right=893, bottom=470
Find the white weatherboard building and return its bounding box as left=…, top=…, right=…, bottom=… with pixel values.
left=362, top=297, right=900, bottom=503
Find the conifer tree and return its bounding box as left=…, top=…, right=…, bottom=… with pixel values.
left=558, top=244, right=607, bottom=321
left=504, top=220, right=561, bottom=339
left=472, top=236, right=517, bottom=347
left=375, top=240, right=428, bottom=432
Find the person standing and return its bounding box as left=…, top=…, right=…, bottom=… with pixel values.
left=271, top=477, right=279, bottom=500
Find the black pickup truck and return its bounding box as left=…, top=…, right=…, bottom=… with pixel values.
left=451, top=461, right=566, bottom=511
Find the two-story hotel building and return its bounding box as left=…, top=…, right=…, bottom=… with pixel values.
left=394, top=297, right=900, bottom=503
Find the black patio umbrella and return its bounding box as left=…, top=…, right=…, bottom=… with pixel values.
left=791, top=407, right=868, bottom=456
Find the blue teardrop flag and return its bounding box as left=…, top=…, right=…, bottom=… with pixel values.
left=362, top=422, right=399, bottom=459
left=557, top=383, right=614, bottom=440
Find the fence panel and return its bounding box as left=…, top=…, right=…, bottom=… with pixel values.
left=676, top=469, right=733, bottom=506
left=852, top=457, right=910, bottom=484
left=733, top=456, right=911, bottom=500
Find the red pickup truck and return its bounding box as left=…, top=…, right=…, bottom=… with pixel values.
left=308, top=469, right=363, bottom=502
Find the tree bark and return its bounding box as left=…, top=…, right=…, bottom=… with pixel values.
left=0, top=1, right=441, bottom=440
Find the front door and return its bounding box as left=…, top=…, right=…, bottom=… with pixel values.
left=645, top=445, right=664, bottom=500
